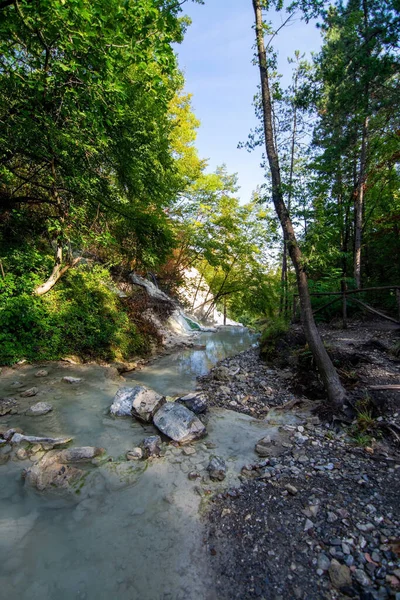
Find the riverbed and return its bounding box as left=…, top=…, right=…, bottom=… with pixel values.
left=0, top=327, right=300, bottom=600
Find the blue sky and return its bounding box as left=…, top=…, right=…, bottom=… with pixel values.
left=176, top=0, right=322, bottom=203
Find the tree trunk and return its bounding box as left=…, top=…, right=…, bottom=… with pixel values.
left=354, top=115, right=369, bottom=288
left=252, top=0, right=346, bottom=409
left=33, top=242, right=81, bottom=296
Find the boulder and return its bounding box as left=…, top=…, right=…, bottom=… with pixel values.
left=26, top=402, right=53, bottom=416
left=153, top=402, right=206, bottom=444
left=177, top=392, right=207, bottom=414
left=207, top=456, right=227, bottom=481
left=141, top=435, right=161, bottom=458
left=24, top=452, right=84, bottom=492
left=23, top=446, right=103, bottom=491
left=110, top=386, right=165, bottom=422
left=20, top=387, right=38, bottom=398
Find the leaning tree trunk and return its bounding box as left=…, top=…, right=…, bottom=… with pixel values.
left=252, top=0, right=346, bottom=409
left=33, top=241, right=81, bottom=296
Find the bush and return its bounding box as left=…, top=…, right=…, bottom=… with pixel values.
left=0, top=253, right=145, bottom=364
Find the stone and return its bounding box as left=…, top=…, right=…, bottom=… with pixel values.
left=20, top=387, right=38, bottom=397
left=285, top=484, right=298, bottom=495
left=182, top=446, right=196, bottom=455
left=16, top=448, right=28, bottom=460
left=354, top=569, right=371, bottom=587
left=110, top=386, right=165, bottom=421
left=0, top=398, right=18, bottom=416
left=207, top=456, right=226, bottom=481
left=188, top=471, right=200, bottom=480
left=24, top=452, right=84, bottom=492
left=177, top=392, right=207, bottom=414
left=55, top=447, right=104, bottom=463
left=126, top=448, right=143, bottom=461
left=35, top=370, right=49, bottom=377
left=153, top=402, right=206, bottom=444
left=212, top=366, right=230, bottom=381
left=327, top=511, right=338, bottom=523
left=24, top=446, right=103, bottom=491
left=11, top=433, right=73, bottom=447
left=255, top=436, right=272, bottom=457
left=317, top=553, right=331, bottom=572
left=26, top=402, right=53, bottom=416
left=304, top=519, right=314, bottom=531
left=62, top=376, right=82, bottom=384
left=329, top=559, right=352, bottom=589
left=141, top=436, right=162, bottom=458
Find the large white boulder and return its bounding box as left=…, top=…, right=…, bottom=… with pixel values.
left=153, top=402, right=206, bottom=444
left=110, top=386, right=165, bottom=422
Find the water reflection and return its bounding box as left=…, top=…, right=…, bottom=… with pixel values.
left=128, top=327, right=257, bottom=396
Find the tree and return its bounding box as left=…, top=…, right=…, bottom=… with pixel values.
left=252, top=0, right=347, bottom=408
left=0, top=0, right=191, bottom=289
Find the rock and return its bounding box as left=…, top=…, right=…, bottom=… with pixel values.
left=55, top=447, right=104, bottom=463
left=126, top=448, right=143, bottom=461
left=35, top=370, right=48, bottom=377
left=16, top=448, right=28, bottom=460
left=207, top=456, right=226, bottom=481
left=26, top=402, right=53, bottom=416
left=62, top=377, right=82, bottom=384
left=153, top=402, right=206, bottom=444
left=110, top=386, right=165, bottom=422
left=329, top=559, right=352, bottom=589
left=285, top=483, right=298, bottom=495
left=317, top=553, right=331, bottom=571
left=0, top=398, right=18, bottom=416
left=354, top=569, right=371, bottom=587
left=20, top=387, right=38, bottom=398
left=212, top=366, right=230, bottom=381
left=177, top=392, right=207, bottom=414
left=23, top=446, right=103, bottom=491
left=304, top=519, right=314, bottom=531
left=11, top=433, right=73, bottom=447
left=141, top=435, right=161, bottom=458
left=23, top=452, right=84, bottom=492
left=182, top=446, right=196, bottom=455
left=255, top=436, right=272, bottom=457
left=327, top=511, right=338, bottom=523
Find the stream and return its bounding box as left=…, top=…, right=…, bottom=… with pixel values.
left=0, top=327, right=301, bottom=600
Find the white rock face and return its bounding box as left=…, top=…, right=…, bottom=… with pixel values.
left=26, top=402, right=53, bottom=416
left=110, top=386, right=165, bottom=422
left=153, top=402, right=206, bottom=444
left=178, top=267, right=242, bottom=327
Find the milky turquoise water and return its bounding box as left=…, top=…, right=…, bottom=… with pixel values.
left=0, top=327, right=295, bottom=600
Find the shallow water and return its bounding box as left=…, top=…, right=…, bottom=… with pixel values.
left=128, top=327, right=257, bottom=396
left=0, top=328, right=299, bottom=600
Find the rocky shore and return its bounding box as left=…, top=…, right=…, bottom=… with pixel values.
left=199, top=321, right=400, bottom=600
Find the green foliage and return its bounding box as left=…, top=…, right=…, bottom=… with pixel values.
left=259, top=317, right=290, bottom=360
left=0, top=256, right=145, bottom=364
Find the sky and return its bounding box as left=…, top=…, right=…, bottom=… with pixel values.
left=176, top=0, right=323, bottom=203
